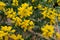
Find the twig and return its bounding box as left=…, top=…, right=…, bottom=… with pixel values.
left=54, top=18, right=60, bottom=40
left=28, top=30, right=51, bottom=40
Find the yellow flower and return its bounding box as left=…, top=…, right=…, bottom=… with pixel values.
left=38, top=6, right=57, bottom=24
left=42, top=10, right=47, bottom=18
left=21, top=20, right=34, bottom=32
left=0, top=31, right=8, bottom=37
left=56, top=32, right=60, bottom=39
left=12, top=17, right=22, bottom=26
left=1, top=26, right=12, bottom=31
left=4, top=8, right=16, bottom=18
left=41, top=24, right=54, bottom=38
left=41, top=8, right=57, bottom=24
left=11, top=30, right=16, bottom=33
left=37, top=4, right=48, bottom=10
left=12, top=0, right=18, bottom=6
left=0, top=1, right=6, bottom=10
left=29, top=21, right=34, bottom=25
left=1, top=26, right=15, bottom=33
left=18, top=3, right=33, bottom=18
left=10, top=34, right=24, bottom=40
left=37, top=4, right=43, bottom=10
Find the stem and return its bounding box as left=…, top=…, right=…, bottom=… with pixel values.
left=28, top=30, right=51, bottom=40
left=54, top=18, right=60, bottom=40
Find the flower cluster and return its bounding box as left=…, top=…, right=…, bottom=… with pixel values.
left=0, top=26, right=24, bottom=40
left=4, top=8, right=16, bottom=19
left=0, top=0, right=60, bottom=40
left=3, top=2, right=34, bottom=33
left=9, top=34, right=24, bottom=40
left=21, top=20, right=34, bottom=32
left=18, top=3, right=33, bottom=18
left=12, top=0, right=18, bottom=6
left=41, top=24, right=54, bottom=38
left=0, top=1, right=6, bottom=10
left=37, top=4, right=58, bottom=24
left=42, top=8, right=57, bottom=24
left=1, top=26, right=15, bottom=32
left=12, top=17, right=22, bottom=26
left=0, top=26, right=15, bottom=40
left=56, top=32, right=60, bottom=39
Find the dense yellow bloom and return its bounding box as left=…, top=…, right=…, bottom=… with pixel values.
left=37, top=4, right=43, bottom=10
left=41, top=24, right=54, bottom=38
left=10, top=34, right=24, bottom=40
left=37, top=4, right=57, bottom=24
left=0, top=2, right=6, bottom=6
left=0, top=31, right=8, bottom=38
left=0, top=1, right=6, bottom=10
left=21, top=20, right=34, bottom=32
left=4, top=8, right=16, bottom=18
left=18, top=3, right=33, bottom=18
left=12, top=17, right=22, bottom=26
left=42, top=8, right=57, bottom=18
left=0, top=0, right=60, bottom=40
left=56, top=32, right=60, bottom=39
left=1, top=26, right=15, bottom=33
left=12, top=0, right=18, bottom=6
left=0, top=26, right=16, bottom=40
left=41, top=8, right=57, bottom=24
left=37, top=4, right=48, bottom=10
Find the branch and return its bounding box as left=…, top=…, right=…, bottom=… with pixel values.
left=28, top=30, right=51, bottom=40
